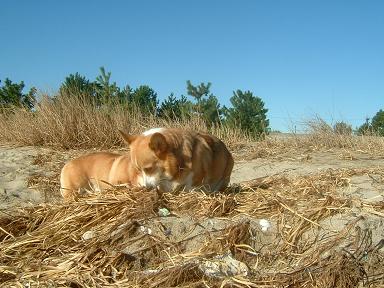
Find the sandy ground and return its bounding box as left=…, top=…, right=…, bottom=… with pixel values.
left=0, top=145, right=45, bottom=209
left=1, top=145, right=383, bottom=208
left=1, top=144, right=384, bottom=285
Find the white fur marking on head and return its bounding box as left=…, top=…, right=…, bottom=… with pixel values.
left=143, top=128, right=165, bottom=136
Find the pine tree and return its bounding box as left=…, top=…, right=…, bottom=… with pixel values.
left=0, top=78, right=36, bottom=110
left=357, top=111, right=384, bottom=136
left=59, top=72, right=97, bottom=103
left=186, top=80, right=222, bottom=126
left=371, top=109, right=384, bottom=136
left=158, top=93, right=193, bottom=120
left=225, top=90, right=269, bottom=138
left=95, top=67, right=120, bottom=104
left=129, top=85, right=158, bottom=114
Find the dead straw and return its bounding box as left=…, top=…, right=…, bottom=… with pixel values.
left=1, top=168, right=383, bottom=287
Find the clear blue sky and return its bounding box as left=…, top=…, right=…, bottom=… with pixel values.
left=1, top=0, right=383, bottom=132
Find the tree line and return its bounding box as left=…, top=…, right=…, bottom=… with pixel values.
left=0, top=67, right=269, bottom=138
left=1, top=67, right=383, bottom=137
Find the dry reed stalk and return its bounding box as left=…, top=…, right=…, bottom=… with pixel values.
left=163, top=190, right=239, bottom=218
left=0, top=93, right=249, bottom=150
left=138, top=263, right=204, bottom=288
left=1, top=168, right=383, bottom=287
left=0, top=188, right=159, bottom=282
left=3, top=97, right=384, bottom=161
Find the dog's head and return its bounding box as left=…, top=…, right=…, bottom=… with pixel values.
left=119, top=129, right=179, bottom=191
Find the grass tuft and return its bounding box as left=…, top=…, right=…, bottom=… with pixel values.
left=0, top=92, right=250, bottom=149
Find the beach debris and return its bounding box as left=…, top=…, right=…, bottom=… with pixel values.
left=158, top=207, right=171, bottom=217
left=259, top=219, right=271, bottom=232
left=139, top=225, right=152, bottom=235
left=198, top=252, right=249, bottom=278
left=163, top=227, right=172, bottom=236
left=1, top=168, right=383, bottom=287
left=82, top=230, right=96, bottom=240
left=110, top=223, right=128, bottom=237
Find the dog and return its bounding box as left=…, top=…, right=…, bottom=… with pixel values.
left=119, top=128, right=234, bottom=192
left=60, top=152, right=139, bottom=200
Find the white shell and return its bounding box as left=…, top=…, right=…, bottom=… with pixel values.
left=82, top=230, right=96, bottom=240
left=259, top=219, right=271, bottom=232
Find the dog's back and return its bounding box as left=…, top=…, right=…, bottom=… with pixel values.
left=60, top=152, right=135, bottom=200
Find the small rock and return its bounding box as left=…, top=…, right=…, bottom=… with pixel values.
left=259, top=219, right=271, bottom=232
left=82, top=230, right=96, bottom=240
left=164, top=227, right=172, bottom=236
left=139, top=226, right=152, bottom=235
left=198, top=253, right=249, bottom=278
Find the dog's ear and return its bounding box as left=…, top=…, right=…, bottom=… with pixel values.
left=149, top=133, right=168, bottom=157
left=119, top=130, right=137, bottom=145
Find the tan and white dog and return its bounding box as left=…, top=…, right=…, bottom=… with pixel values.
left=60, top=128, right=233, bottom=200
left=119, top=128, right=234, bottom=192
left=60, top=152, right=139, bottom=200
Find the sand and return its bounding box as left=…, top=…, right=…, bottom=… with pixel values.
left=1, top=144, right=384, bottom=286
left=1, top=145, right=384, bottom=209
left=0, top=145, right=44, bottom=209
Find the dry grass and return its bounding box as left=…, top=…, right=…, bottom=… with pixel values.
left=1, top=168, right=384, bottom=287
left=302, top=117, right=384, bottom=151
left=2, top=93, right=384, bottom=287
left=2, top=93, right=384, bottom=159
left=236, top=122, right=384, bottom=160
left=0, top=93, right=250, bottom=150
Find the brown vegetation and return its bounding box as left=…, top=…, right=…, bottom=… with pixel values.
left=0, top=168, right=383, bottom=287
left=1, top=94, right=384, bottom=159
left=1, top=96, right=384, bottom=287
left=0, top=93, right=250, bottom=149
